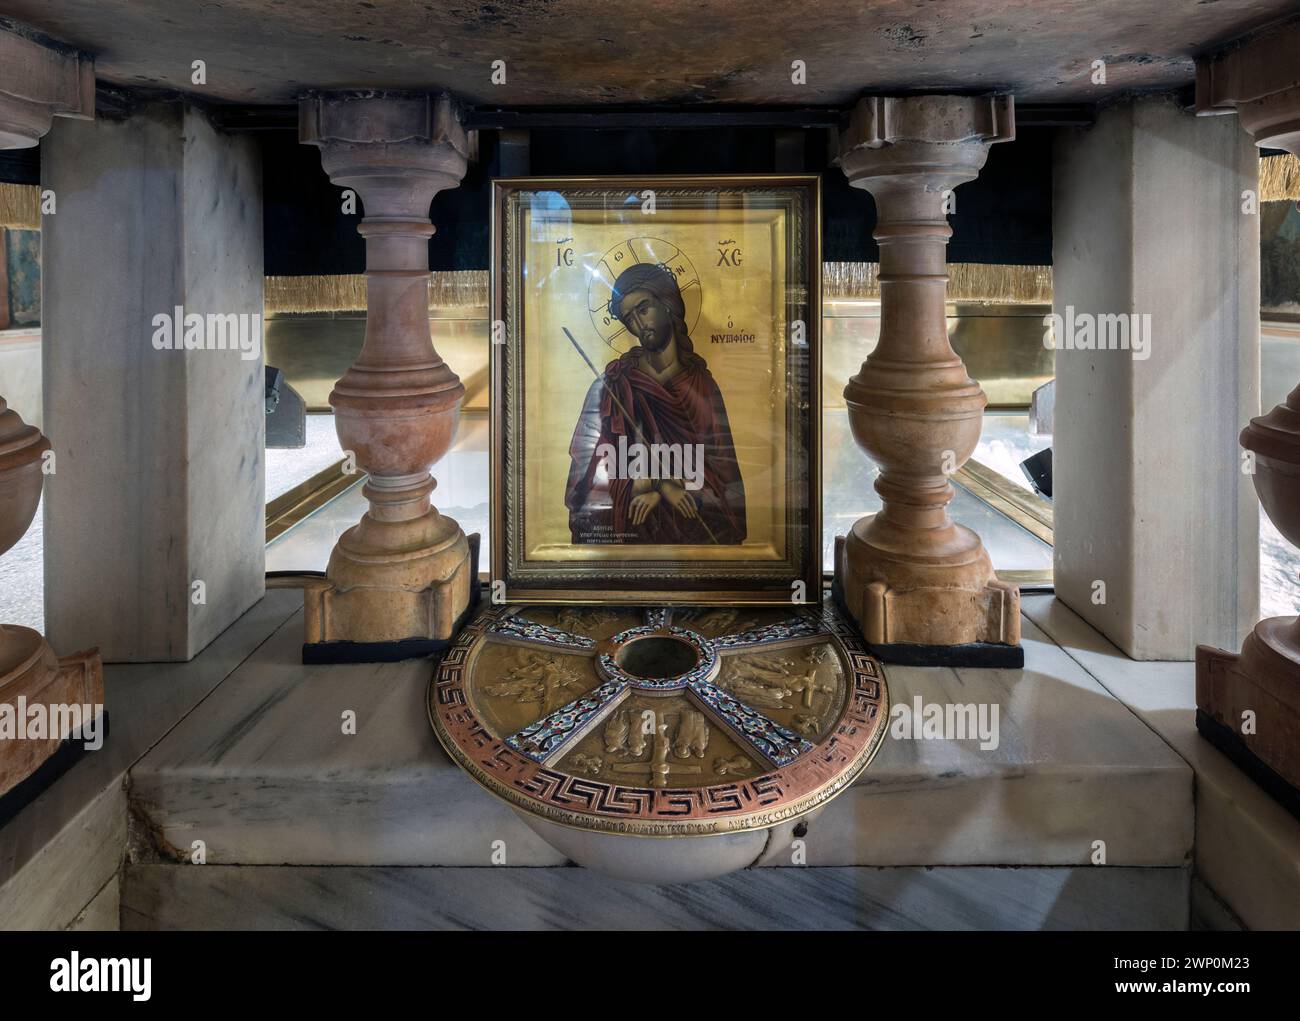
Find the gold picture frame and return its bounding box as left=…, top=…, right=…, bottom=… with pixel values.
left=491, top=175, right=821, bottom=605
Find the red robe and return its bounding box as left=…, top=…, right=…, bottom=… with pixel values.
left=565, top=350, right=746, bottom=545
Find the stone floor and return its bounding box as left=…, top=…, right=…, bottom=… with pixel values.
left=10, top=583, right=1297, bottom=930
left=122, top=864, right=1188, bottom=931
left=1023, top=595, right=1300, bottom=930
left=0, top=591, right=302, bottom=929
left=124, top=596, right=1191, bottom=872
left=111, top=589, right=1196, bottom=929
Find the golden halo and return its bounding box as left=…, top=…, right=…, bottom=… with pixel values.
left=587, top=237, right=702, bottom=355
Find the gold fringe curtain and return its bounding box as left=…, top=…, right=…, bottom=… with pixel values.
left=824, top=262, right=1052, bottom=304
left=265, top=274, right=366, bottom=313
left=0, top=183, right=40, bottom=230
left=1261, top=153, right=1300, bottom=202
left=265, top=270, right=490, bottom=313
left=268, top=263, right=1052, bottom=314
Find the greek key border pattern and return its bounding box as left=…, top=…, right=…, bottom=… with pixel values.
left=428, top=599, right=889, bottom=836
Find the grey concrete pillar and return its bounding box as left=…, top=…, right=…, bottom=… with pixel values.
left=41, top=103, right=264, bottom=662
left=1052, top=95, right=1260, bottom=660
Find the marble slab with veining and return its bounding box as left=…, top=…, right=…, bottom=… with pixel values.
left=121, top=862, right=1189, bottom=931
left=127, top=601, right=1193, bottom=871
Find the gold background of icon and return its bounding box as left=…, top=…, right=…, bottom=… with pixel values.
left=522, top=210, right=787, bottom=561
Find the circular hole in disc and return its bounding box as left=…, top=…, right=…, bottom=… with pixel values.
left=615, top=635, right=701, bottom=680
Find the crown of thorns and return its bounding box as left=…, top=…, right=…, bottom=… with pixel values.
left=607, top=262, right=679, bottom=322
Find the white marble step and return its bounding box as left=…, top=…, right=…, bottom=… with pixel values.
left=127, top=598, right=1192, bottom=870
left=0, top=589, right=304, bottom=929
left=121, top=863, right=1189, bottom=931
left=1023, top=594, right=1300, bottom=930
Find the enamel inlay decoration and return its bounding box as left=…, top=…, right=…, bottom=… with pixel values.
left=429, top=603, right=889, bottom=836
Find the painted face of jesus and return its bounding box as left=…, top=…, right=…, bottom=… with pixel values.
left=616, top=287, right=673, bottom=353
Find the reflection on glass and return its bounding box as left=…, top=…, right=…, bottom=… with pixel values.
left=821, top=410, right=1052, bottom=575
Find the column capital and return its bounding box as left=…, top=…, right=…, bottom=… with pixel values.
left=298, top=92, right=471, bottom=194
left=1195, top=21, right=1300, bottom=152
left=838, top=94, right=1014, bottom=194
left=842, top=94, right=1015, bottom=149
left=0, top=22, right=94, bottom=148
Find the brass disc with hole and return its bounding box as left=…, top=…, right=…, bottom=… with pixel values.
left=428, top=602, right=889, bottom=837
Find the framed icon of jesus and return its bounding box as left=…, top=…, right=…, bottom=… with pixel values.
left=490, top=175, right=822, bottom=605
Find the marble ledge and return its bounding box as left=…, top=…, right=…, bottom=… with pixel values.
left=0, top=588, right=304, bottom=929
left=121, top=863, right=1190, bottom=931
left=1022, top=594, right=1300, bottom=931
left=67, top=875, right=120, bottom=931
left=127, top=600, right=1192, bottom=870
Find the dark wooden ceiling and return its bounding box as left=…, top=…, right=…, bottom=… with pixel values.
left=2, top=0, right=1296, bottom=107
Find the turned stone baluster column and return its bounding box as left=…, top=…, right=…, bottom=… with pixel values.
left=0, top=26, right=102, bottom=796
left=835, top=95, right=1021, bottom=662
left=1194, top=28, right=1300, bottom=807
left=299, top=94, right=473, bottom=653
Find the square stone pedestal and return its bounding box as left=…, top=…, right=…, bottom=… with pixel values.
left=119, top=591, right=1192, bottom=929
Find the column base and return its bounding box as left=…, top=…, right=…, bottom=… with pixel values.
left=0, top=712, right=112, bottom=829
left=303, top=532, right=480, bottom=664
left=863, top=638, right=1024, bottom=669
left=0, top=625, right=105, bottom=807
left=1196, top=617, right=1300, bottom=822
left=833, top=531, right=1022, bottom=664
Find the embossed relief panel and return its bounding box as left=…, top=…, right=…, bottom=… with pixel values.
left=468, top=642, right=603, bottom=739
left=556, top=693, right=761, bottom=787
left=715, top=642, right=846, bottom=745
left=429, top=601, right=888, bottom=836
left=670, top=606, right=800, bottom=639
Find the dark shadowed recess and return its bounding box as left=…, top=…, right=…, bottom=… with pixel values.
left=260, top=125, right=1053, bottom=275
